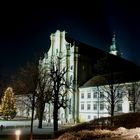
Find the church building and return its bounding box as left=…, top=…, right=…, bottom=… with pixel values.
left=39, top=30, right=140, bottom=123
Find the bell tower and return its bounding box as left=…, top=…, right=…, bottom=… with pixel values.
left=109, top=33, right=118, bottom=56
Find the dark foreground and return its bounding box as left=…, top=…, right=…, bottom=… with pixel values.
left=0, top=134, right=52, bottom=140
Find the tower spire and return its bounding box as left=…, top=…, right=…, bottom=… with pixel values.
left=109, top=33, right=118, bottom=56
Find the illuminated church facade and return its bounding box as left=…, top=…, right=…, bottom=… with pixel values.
left=14, top=30, right=140, bottom=123
left=37, top=30, right=140, bottom=123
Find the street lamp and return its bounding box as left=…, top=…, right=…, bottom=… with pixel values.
left=15, top=129, right=21, bottom=140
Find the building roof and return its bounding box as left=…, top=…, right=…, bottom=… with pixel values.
left=66, top=36, right=140, bottom=87
left=82, top=70, right=140, bottom=87
left=66, top=36, right=105, bottom=57
left=66, top=36, right=140, bottom=73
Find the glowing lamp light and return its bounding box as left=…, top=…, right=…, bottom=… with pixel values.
left=15, top=129, right=21, bottom=135
left=15, top=130, right=21, bottom=140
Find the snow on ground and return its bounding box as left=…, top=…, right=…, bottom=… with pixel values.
left=114, top=127, right=140, bottom=140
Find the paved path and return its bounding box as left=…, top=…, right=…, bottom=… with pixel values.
left=0, top=120, right=40, bottom=127
left=0, top=120, right=55, bottom=135
left=0, top=127, right=54, bottom=135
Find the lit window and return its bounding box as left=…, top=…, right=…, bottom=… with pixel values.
left=81, top=93, right=84, bottom=99
left=87, top=93, right=91, bottom=98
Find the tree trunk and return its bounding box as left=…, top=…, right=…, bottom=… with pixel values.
left=133, top=102, right=136, bottom=112
left=111, top=103, right=114, bottom=117
left=110, top=102, right=114, bottom=126
left=38, top=103, right=45, bottom=128
left=110, top=89, right=114, bottom=117
left=53, top=101, right=58, bottom=132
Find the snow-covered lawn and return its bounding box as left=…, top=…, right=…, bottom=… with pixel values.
left=57, top=127, right=140, bottom=140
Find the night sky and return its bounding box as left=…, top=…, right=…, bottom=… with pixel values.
left=0, top=1, right=140, bottom=76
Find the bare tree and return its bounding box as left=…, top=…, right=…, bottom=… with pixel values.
left=99, top=79, right=124, bottom=117
left=12, top=58, right=53, bottom=131
left=36, top=62, right=52, bottom=128
left=47, top=57, right=71, bottom=132
left=11, top=61, right=39, bottom=140
left=94, top=55, right=125, bottom=117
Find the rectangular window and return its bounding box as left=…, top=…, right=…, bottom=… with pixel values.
left=93, top=104, right=97, bottom=110
left=93, top=116, right=97, bottom=119
left=128, top=89, right=133, bottom=101
left=100, top=92, right=104, bottom=98
left=87, top=93, right=91, bottom=98
left=69, top=99, right=72, bottom=114
left=87, top=115, right=91, bottom=119
left=87, top=104, right=91, bottom=110
left=129, top=103, right=133, bottom=111
left=81, top=93, right=84, bottom=99
left=117, top=104, right=122, bottom=111
left=81, top=104, right=84, bottom=110
left=93, top=92, right=98, bottom=98
left=100, top=103, right=104, bottom=110
left=117, top=90, right=122, bottom=98
left=70, top=75, right=73, bottom=84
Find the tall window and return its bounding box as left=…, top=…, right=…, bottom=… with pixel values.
left=81, top=103, right=84, bottom=110
left=117, top=104, right=122, bottom=111
left=87, top=93, right=91, bottom=98
left=129, top=103, right=133, bottom=111
left=117, top=89, right=122, bottom=98
left=93, top=92, right=98, bottom=98
left=70, top=75, right=73, bottom=84
left=87, top=104, right=91, bottom=110
left=100, top=92, right=104, bottom=98
left=100, top=103, right=104, bottom=110
left=93, top=103, right=97, bottom=110
left=128, top=89, right=133, bottom=101
left=69, top=99, right=72, bottom=114
left=87, top=115, right=91, bottom=120
left=81, top=93, right=84, bottom=99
